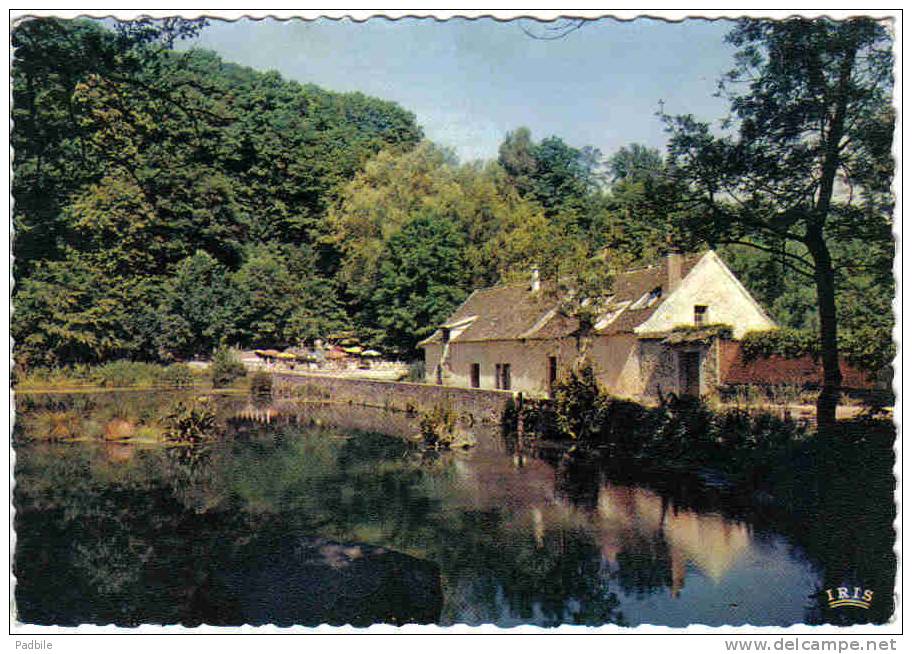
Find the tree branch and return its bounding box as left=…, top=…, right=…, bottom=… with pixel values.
left=716, top=239, right=815, bottom=279
left=519, top=18, right=587, bottom=41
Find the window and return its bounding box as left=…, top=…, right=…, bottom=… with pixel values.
left=470, top=363, right=480, bottom=388
left=548, top=356, right=558, bottom=388
left=694, top=305, right=708, bottom=326
left=495, top=363, right=511, bottom=390
left=441, top=327, right=451, bottom=343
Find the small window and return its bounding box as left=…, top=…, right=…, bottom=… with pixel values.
left=441, top=328, right=451, bottom=343
left=495, top=364, right=502, bottom=389
left=548, top=356, right=558, bottom=389
left=694, top=305, right=708, bottom=326
left=470, top=363, right=480, bottom=388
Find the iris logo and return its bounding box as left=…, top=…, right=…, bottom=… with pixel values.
left=824, top=586, right=873, bottom=609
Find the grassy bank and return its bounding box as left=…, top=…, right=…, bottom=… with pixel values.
left=14, top=350, right=250, bottom=392
left=14, top=361, right=202, bottom=391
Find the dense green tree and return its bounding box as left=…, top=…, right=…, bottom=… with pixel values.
left=497, top=127, right=538, bottom=196
left=607, top=143, right=664, bottom=183
left=12, top=17, right=422, bottom=366
left=11, top=17, right=207, bottom=277
left=280, top=244, right=347, bottom=346
left=229, top=246, right=299, bottom=348
left=155, top=251, right=235, bottom=359
left=327, top=142, right=556, bottom=332
left=498, top=128, right=607, bottom=235
left=662, top=17, right=894, bottom=425
left=368, top=214, right=469, bottom=357
left=11, top=253, right=165, bottom=366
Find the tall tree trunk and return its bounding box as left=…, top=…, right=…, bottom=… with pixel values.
left=806, top=229, right=842, bottom=429
left=806, top=45, right=856, bottom=429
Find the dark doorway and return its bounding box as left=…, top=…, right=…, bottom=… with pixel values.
left=679, top=351, right=701, bottom=396
left=496, top=363, right=511, bottom=390
left=548, top=356, right=558, bottom=389
left=470, top=363, right=480, bottom=388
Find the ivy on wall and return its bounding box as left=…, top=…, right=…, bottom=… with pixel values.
left=741, top=328, right=894, bottom=377
left=741, top=329, right=821, bottom=362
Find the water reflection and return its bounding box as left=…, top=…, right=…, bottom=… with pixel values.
left=13, top=392, right=894, bottom=627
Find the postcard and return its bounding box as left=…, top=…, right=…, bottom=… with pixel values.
left=9, top=8, right=900, bottom=637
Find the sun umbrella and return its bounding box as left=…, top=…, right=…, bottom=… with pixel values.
left=361, top=350, right=382, bottom=358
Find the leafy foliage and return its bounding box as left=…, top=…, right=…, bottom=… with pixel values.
left=161, top=363, right=195, bottom=389
left=210, top=347, right=246, bottom=388
left=741, top=328, right=823, bottom=362
left=512, top=367, right=806, bottom=476
left=661, top=17, right=894, bottom=425
left=163, top=397, right=218, bottom=443
left=12, top=17, right=893, bottom=386
left=12, top=17, right=420, bottom=366
left=368, top=213, right=469, bottom=357
left=418, top=403, right=475, bottom=450
left=741, top=327, right=892, bottom=377
left=92, top=360, right=165, bottom=388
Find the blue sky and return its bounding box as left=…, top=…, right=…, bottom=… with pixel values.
left=182, top=17, right=736, bottom=162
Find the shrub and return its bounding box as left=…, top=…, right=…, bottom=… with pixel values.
left=418, top=403, right=474, bottom=449
left=92, top=361, right=162, bottom=387
left=406, top=360, right=426, bottom=383
left=211, top=347, right=247, bottom=388
left=552, top=365, right=611, bottom=442
left=27, top=410, right=82, bottom=441
left=517, top=368, right=808, bottom=477
left=649, top=393, right=719, bottom=460
left=160, top=363, right=194, bottom=389
left=163, top=397, right=218, bottom=443
left=249, top=371, right=273, bottom=398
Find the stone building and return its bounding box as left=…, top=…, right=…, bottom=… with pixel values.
left=419, top=251, right=778, bottom=399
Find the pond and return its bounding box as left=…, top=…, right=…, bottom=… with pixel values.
left=12, top=391, right=895, bottom=627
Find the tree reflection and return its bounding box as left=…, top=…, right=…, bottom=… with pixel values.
left=13, top=393, right=896, bottom=627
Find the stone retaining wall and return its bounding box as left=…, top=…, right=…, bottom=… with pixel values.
left=271, top=373, right=518, bottom=424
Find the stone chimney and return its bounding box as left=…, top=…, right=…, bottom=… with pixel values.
left=667, top=248, right=683, bottom=293
left=530, top=266, right=541, bottom=293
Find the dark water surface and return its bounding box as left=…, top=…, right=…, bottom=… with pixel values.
left=13, top=392, right=894, bottom=627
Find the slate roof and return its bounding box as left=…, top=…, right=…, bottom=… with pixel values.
left=419, top=253, right=703, bottom=346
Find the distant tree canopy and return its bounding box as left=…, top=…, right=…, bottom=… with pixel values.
left=12, top=17, right=894, bottom=376
left=12, top=17, right=420, bottom=365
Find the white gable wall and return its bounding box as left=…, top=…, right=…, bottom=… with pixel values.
left=635, top=251, right=776, bottom=339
